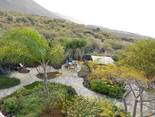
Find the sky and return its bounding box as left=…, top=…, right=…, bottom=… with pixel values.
left=34, top=0, right=155, bottom=38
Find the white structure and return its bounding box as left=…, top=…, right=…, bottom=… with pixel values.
left=0, top=112, right=4, bottom=117
left=91, top=56, right=114, bottom=65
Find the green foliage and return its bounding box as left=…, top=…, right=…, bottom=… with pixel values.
left=99, top=100, right=127, bottom=117
left=1, top=82, right=126, bottom=117
left=65, top=38, right=87, bottom=49
left=66, top=96, right=101, bottom=117
left=0, top=75, right=20, bottom=89
left=0, top=27, right=65, bottom=65
left=0, top=10, right=135, bottom=55
left=62, top=38, right=87, bottom=60
left=118, top=40, right=155, bottom=78
left=66, top=96, right=127, bottom=117
left=0, top=27, right=65, bottom=93
left=6, top=15, right=13, bottom=21
left=48, top=44, right=65, bottom=65
left=16, top=17, right=30, bottom=23
left=85, top=63, right=147, bottom=98
left=89, top=79, right=125, bottom=99
left=1, top=82, right=76, bottom=117
left=2, top=97, right=21, bottom=116
left=0, top=27, right=49, bottom=64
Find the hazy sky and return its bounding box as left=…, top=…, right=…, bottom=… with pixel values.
left=34, top=0, right=155, bottom=38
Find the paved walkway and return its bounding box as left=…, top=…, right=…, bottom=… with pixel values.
left=0, top=67, right=109, bottom=100
left=0, top=69, right=113, bottom=102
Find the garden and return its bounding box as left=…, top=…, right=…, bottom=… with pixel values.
left=0, top=82, right=126, bottom=117
left=0, top=27, right=155, bottom=117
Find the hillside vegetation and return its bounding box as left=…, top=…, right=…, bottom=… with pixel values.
left=0, top=10, right=148, bottom=56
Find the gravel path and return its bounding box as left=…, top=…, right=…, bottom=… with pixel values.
left=0, top=67, right=108, bottom=100
left=0, top=68, right=41, bottom=99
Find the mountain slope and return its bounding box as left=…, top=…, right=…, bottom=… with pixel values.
left=0, top=0, right=62, bottom=19
left=0, top=10, right=154, bottom=57
left=87, top=25, right=153, bottom=40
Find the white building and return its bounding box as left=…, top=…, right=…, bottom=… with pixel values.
left=91, top=56, right=114, bottom=65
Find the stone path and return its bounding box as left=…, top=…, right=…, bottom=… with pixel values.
left=51, top=73, right=105, bottom=99
left=0, top=69, right=111, bottom=102
left=0, top=68, right=41, bottom=99
left=0, top=67, right=108, bottom=100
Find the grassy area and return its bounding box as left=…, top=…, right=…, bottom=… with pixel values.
left=0, top=75, right=20, bottom=89
left=1, top=82, right=127, bottom=117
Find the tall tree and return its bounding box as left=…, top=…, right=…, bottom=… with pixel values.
left=0, top=27, right=65, bottom=93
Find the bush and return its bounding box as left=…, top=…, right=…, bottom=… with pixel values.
left=6, top=16, right=13, bottom=21
left=1, top=82, right=76, bottom=116
left=89, top=79, right=125, bottom=99
left=0, top=76, right=20, bottom=89
left=2, top=97, right=21, bottom=116
left=1, top=82, right=127, bottom=117
left=16, top=17, right=29, bottom=23
left=66, top=96, right=127, bottom=117
left=99, top=100, right=127, bottom=117
left=66, top=96, right=101, bottom=117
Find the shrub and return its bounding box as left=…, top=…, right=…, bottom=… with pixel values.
left=1, top=82, right=76, bottom=116
left=66, top=97, right=127, bottom=117
left=99, top=100, right=127, bottom=117
left=1, top=82, right=127, bottom=117
left=6, top=16, right=13, bottom=21
left=66, top=96, right=101, bottom=117
left=89, top=79, right=125, bottom=99
left=2, top=97, right=21, bottom=116
left=0, top=76, right=20, bottom=89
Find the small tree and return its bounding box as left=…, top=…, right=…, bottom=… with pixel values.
left=0, top=27, right=65, bottom=93
left=118, top=40, right=155, bottom=88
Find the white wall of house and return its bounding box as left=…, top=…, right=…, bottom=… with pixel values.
left=91, top=56, right=114, bottom=65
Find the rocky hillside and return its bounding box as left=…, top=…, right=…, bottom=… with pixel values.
left=0, top=0, right=63, bottom=19
left=0, top=10, right=152, bottom=56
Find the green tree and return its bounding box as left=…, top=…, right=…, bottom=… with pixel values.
left=118, top=40, right=155, bottom=80
left=0, top=27, right=65, bottom=93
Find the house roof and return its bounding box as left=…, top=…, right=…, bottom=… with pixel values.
left=91, top=56, right=114, bottom=64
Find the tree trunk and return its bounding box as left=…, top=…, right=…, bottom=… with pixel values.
left=133, top=99, right=138, bottom=117
left=140, top=97, right=143, bottom=117
left=123, top=97, right=128, bottom=117
left=42, top=63, right=49, bottom=95
left=139, top=89, right=144, bottom=117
